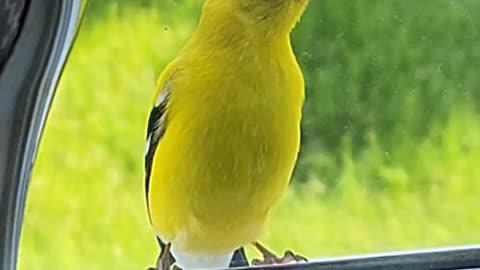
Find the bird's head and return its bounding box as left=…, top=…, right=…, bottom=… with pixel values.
left=202, top=0, right=310, bottom=36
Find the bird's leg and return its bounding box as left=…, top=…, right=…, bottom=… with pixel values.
left=157, top=243, right=175, bottom=270
left=145, top=243, right=175, bottom=270
left=251, top=242, right=308, bottom=266
left=251, top=242, right=278, bottom=265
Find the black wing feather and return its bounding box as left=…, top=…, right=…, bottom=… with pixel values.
left=145, top=91, right=170, bottom=220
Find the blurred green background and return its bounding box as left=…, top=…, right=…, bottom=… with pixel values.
left=19, top=0, right=480, bottom=269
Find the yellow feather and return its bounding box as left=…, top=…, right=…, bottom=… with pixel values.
left=148, top=0, right=309, bottom=257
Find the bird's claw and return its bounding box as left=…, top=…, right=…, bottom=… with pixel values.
left=281, top=250, right=308, bottom=264
left=171, top=264, right=182, bottom=270
left=251, top=250, right=308, bottom=266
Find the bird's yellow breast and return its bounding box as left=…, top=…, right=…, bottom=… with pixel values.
left=149, top=39, right=304, bottom=253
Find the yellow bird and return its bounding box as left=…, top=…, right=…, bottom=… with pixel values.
left=144, top=0, right=310, bottom=269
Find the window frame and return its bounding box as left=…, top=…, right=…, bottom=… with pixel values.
left=0, top=1, right=85, bottom=269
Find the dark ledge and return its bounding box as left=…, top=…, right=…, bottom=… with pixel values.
left=231, top=246, right=480, bottom=270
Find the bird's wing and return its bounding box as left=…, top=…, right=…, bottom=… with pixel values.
left=143, top=67, right=250, bottom=268
left=144, top=81, right=171, bottom=220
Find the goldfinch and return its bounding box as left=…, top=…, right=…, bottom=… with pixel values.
left=144, top=0, right=310, bottom=269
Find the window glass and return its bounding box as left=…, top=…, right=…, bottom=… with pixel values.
left=20, top=1, right=480, bottom=269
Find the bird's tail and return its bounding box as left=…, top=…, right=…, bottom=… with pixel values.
left=156, top=237, right=249, bottom=268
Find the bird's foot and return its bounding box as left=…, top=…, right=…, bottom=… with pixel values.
left=146, top=243, right=176, bottom=270
left=251, top=250, right=308, bottom=266
left=171, top=264, right=182, bottom=270
left=251, top=242, right=308, bottom=266
left=157, top=259, right=174, bottom=270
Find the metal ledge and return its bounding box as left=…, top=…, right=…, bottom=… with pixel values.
left=232, top=246, right=480, bottom=270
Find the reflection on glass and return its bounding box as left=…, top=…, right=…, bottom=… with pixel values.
left=20, top=1, right=480, bottom=270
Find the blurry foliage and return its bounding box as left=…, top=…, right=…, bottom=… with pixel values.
left=292, top=0, right=480, bottom=188
left=84, top=0, right=201, bottom=26
left=295, top=0, right=480, bottom=150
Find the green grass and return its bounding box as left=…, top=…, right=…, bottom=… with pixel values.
left=19, top=2, right=480, bottom=270
left=293, top=0, right=480, bottom=185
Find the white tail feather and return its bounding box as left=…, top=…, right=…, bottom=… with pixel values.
left=171, top=248, right=234, bottom=270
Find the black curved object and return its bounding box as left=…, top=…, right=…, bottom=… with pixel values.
left=0, top=0, right=27, bottom=71
left=0, top=0, right=86, bottom=269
